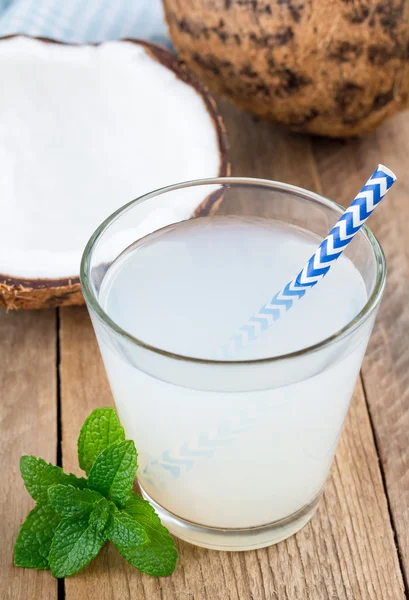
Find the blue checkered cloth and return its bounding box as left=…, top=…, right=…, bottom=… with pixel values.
left=0, top=0, right=170, bottom=46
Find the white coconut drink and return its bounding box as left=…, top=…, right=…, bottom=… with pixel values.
left=0, top=36, right=229, bottom=309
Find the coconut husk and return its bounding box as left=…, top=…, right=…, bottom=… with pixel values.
left=163, top=0, right=409, bottom=137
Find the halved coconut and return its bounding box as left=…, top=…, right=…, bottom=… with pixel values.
left=0, top=36, right=229, bottom=310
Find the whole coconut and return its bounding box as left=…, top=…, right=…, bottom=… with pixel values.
left=163, top=0, right=409, bottom=137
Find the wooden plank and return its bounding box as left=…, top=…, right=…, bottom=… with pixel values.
left=312, top=112, right=409, bottom=586
left=220, top=100, right=320, bottom=189
left=59, top=102, right=405, bottom=599
left=0, top=310, right=57, bottom=600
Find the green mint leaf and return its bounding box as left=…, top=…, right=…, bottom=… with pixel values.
left=88, top=497, right=112, bottom=534
left=78, top=408, right=125, bottom=475
left=48, top=485, right=103, bottom=518
left=20, top=456, right=87, bottom=503
left=14, top=504, right=61, bottom=570
left=106, top=505, right=149, bottom=548
left=48, top=499, right=109, bottom=578
left=87, top=440, right=137, bottom=509
left=119, top=493, right=177, bottom=577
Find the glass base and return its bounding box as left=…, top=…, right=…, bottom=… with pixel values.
left=140, top=486, right=321, bottom=551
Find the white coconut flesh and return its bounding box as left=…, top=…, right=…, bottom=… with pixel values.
left=0, top=37, right=226, bottom=281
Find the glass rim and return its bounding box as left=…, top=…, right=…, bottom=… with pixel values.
left=80, top=177, right=387, bottom=366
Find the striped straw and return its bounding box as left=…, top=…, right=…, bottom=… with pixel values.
left=221, top=164, right=396, bottom=359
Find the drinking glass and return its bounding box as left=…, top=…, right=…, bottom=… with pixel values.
left=81, top=178, right=386, bottom=550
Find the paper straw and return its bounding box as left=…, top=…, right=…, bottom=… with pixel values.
left=221, top=164, right=396, bottom=359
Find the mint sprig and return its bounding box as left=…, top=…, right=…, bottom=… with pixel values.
left=14, top=408, right=177, bottom=578
left=48, top=485, right=104, bottom=518
left=14, top=504, right=62, bottom=570
left=20, top=456, right=87, bottom=503
left=78, top=407, right=125, bottom=475
left=118, top=492, right=178, bottom=576
left=88, top=440, right=137, bottom=508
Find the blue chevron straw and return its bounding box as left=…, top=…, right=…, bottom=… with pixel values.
left=222, top=164, right=396, bottom=358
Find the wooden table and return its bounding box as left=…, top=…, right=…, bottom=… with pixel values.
left=1, top=100, right=408, bottom=600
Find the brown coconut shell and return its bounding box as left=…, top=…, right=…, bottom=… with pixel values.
left=0, top=36, right=229, bottom=310
left=163, top=0, right=409, bottom=137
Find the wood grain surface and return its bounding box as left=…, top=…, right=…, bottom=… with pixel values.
left=312, top=114, right=409, bottom=589
left=0, top=310, right=57, bottom=600
left=2, top=101, right=408, bottom=599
